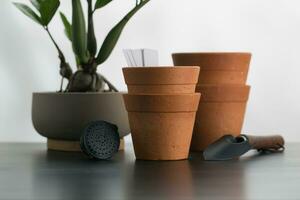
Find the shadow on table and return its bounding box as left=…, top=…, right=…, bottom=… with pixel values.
left=188, top=151, right=248, bottom=199
left=30, top=149, right=127, bottom=200
left=28, top=148, right=279, bottom=199
left=124, top=159, right=196, bottom=200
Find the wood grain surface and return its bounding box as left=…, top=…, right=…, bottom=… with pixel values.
left=47, top=138, right=125, bottom=152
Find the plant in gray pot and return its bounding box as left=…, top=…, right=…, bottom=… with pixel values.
left=14, top=0, right=150, bottom=150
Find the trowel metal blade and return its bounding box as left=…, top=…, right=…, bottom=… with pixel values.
left=203, top=135, right=252, bottom=161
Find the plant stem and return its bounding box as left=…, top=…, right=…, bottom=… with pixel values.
left=101, top=75, right=118, bottom=92
left=44, top=26, right=66, bottom=62
left=59, top=77, right=64, bottom=92
left=44, top=26, right=73, bottom=91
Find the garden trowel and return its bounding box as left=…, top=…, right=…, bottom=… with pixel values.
left=203, top=134, right=285, bottom=161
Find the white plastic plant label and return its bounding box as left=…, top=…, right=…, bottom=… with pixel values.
left=123, top=49, right=159, bottom=67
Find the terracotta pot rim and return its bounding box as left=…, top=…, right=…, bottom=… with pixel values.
left=127, top=111, right=198, bottom=113
left=123, top=66, right=200, bottom=85
left=172, top=52, right=251, bottom=56
left=172, top=53, right=251, bottom=73
left=123, top=66, right=200, bottom=70
left=123, top=93, right=201, bottom=113
left=196, top=85, right=250, bottom=102
left=33, top=92, right=125, bottom=95
left=195, top=69, right=247, bottom=72
left=196, top=85, right=251, bottom=89
left=127, top=83, right=197, bottom=86
left=124, top=93, right=200, bottom=97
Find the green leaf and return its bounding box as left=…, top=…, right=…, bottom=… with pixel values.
left=39, top=0, right=60, bottom=26
left=96, top=0, right=150, bottom=65
left=30, top=0, right=42, bottom=10
left=72, top=0, right=89, bottom=64
left=87, top=0, right=97, bottom=57
left=60, top=12, right=72, bottom=41
left=94, top=0, right=113, bottom=10
left=14, top=0, right=59, bottom=26
left=13, top=3, right=42, bottom=25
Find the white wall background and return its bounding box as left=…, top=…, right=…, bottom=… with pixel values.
left=0, top=0, right=299, bottom=142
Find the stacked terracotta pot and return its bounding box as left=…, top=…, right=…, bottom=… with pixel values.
left=172, top=53, right=251, bottom=151
left=122, top=67, right=201, bottom=160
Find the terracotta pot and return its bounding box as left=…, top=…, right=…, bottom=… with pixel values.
left=122, top=67, right=200, bottom=94
left=32, top=92, right=130, bottom=140
left=172, top=52, right=251, bottom=85
left=123, top=93, right=201, bottom=160
left=192, top=85, right=250, bottom=151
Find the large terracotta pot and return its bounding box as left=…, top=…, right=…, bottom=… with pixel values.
left=123, top=94, right=201, bottom=160
left=172, top=53, right=251, bottom=85
left=123, top=66, right=200, bottom=94
left=192, top=85, right=250, bottom=151
left=32, top=92, right=130, bottom=141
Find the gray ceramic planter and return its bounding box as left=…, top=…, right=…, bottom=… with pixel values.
left=32, top=92, right=130, bottom=140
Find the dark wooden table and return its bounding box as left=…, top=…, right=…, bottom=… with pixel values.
left=0, top=143, right=299, bottom=200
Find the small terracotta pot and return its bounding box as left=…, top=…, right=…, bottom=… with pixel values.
left=122, top=67, right=200, bottom=94
left=123, top=93, right=201, bottom=160
left=192, top=85, right=250, bottom=151
left=172, top=53, right=251, bottom=85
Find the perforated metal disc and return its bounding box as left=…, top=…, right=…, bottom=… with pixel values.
left=80, top=121, right=120, bottom=160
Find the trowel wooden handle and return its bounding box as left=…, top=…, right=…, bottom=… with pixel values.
left=245, top=135, right=285, bottom=151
